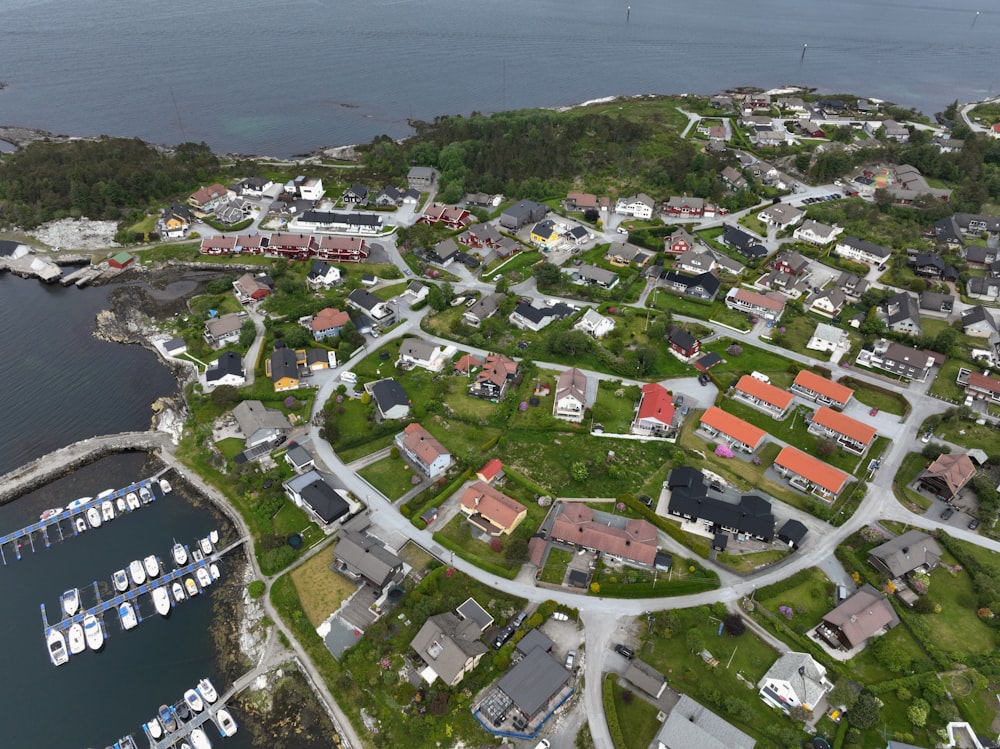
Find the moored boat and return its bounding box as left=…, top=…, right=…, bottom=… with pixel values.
left=75, top=517, right=87, bottom=533
left=175, top=699, right=191, bottom=722
left=196, top=566, right=212, bottom=589
left=152, top=586, right=170, bottom=616
left=185, top=577, right=199, bottom=597
left=192, top=548, right=204, bottom=563
left=190, top=728, right=212, bottom=749
left=158, top=705, right=177, bottom=733
left=209, top=529, right=219, bottom=545
left=129, top=559, right=146, bottom=586
left=112, top=569, right=129, bottom=592
left=115, top=496, right=126, bottom=513
left=67, top=497, right=90, bottom=511
left=159, top=478, right=172, bottom=494
left=87, top=506, right=102, bottom=528
left=68, top=622, right=85, bottom=654
left=215, top=707, right=238, bottom=737
left=139, top=486, right=152, bottom=504
left=97, top=488, right=114, bottom=499
left=61, top=588, right=80, bottom=617
left=47, top=629, right=69, bottom=666
left=119, top=735, right=138, bottom=749
left=199, top=537, right=213, bottom=555
left=101, top=500, right=115, bottom=521
left=145, top=718, right=163, bottom=740
left=39, top=507, right=63, bottom=522
left=118, top=601, right=138, bottom=630
left=197, top=677, right=218, bottom=703
left=172, top=541, right=188, bottom=566
left=184, top=688, right=204, bottom=712
left=84, top=614, right=103, bottom=650
left=143, top=554, right=160, bottom=578
left=125, top=492, right=140, bottom=511
left=172, top=581, right=185, bottom=602
left=209, top=562, right=220, bottom=581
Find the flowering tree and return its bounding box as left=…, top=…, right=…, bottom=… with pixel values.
left=779, top=605, right=794, bottom=620
left=715, top=444, right=734, bottom=458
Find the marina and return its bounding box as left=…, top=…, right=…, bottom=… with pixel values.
left=39, top=535, right=245, bottom=663
left=0, top=470, right=171, bottom=565
left=119, top=676, right=243, bottom=749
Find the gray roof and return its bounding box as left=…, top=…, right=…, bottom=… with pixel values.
left=515, top=628, right=553, bottom=656
left=233, top=400, right=292, bottom=437
left=205, top=313, right=244, bottom=340
left=465, top=292, right=503, bottom=320
left=624, top=659, right=666, bottom=697
left=334, top=530, right=403, bottom=587
left=962, top=305, right=998, bottom=331
left=868, top=530, right=942, bottom=578
left=496, top=646, right=571, bottom=717
left=399, top=338, right=440, bottom=363
left=285, top=444, right=314, bottom=469
left=760, top=652, right=829, bottom=709
left=411, top=612, right=487, bottom=685
left=654, top=694, right=756, bottom=749
left=456, top=598, right=494, bottom=630
left=837, top=236, right=892, bottom=260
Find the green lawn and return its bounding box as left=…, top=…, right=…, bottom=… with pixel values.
left=755, top=567, right=836, bottom=634
left=610, top=680, right=662, bottom=749
left=925, top=417, right=999, bottom=452
left=701, top=339, right=800, bottom=388
left=893, top=451, right=932, bottom=512
left=929, top=357, right=972, bottom=402
left=590, top=382, right=640, bottom=433
left=838, top=377, right=910, bottom=416
left=540, top=547, right=573, bottom=584
left=359, top=454, right=422, bottom=500
left=924, top=566, right=999, bottom=657
left=717, top=548, right=789, bottom=574
left=216, top=436, right=244, bottom=460
left=709, top=304, right=755, bottom=332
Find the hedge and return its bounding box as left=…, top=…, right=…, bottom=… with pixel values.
left=603, top=674, right=627, bottom=749
left=594, top=576, right=719, bottom=598
left=431, top=533, right=518, bottom=579
left=620, top=494, right=711, bottom=559
left=409, top=467, right=474, bottom=527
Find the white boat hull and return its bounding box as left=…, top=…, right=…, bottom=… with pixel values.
left=47, top=630, right=69, bottom=666
left=144, top=555, right=160, bottom=578
left=75, top=517, right=87, bottom=533
left=113, top=570, right=129, bottom=592
left=197, top=678, right=218, bottom=703
left=190, top=728, right=212, bottom=749
left=152, top=586, right=171, bottom=616
left=129, top=560, right=146, bottom=586
left=101, top=500, right=115, bottom=521
left=86, top=507, right=102, bottom=528
left=126, top=492, right=140, bottom=510
left=68, top=623, right=86, bottom=655
left=196, top=567, right=212, bottom=588
left=184, top=688, right=204, bottom=712
left=119, top=602, right=138, bottom=630
left=215, top=707, right=238, bottom=737
left=159, top=478, right=173, bottom=494
left=84, top=614, right=104, bottom=650
left=172, top=582, right=185, bottom=602
left=61, top=588, right=80, bottom=618
left=172, top=543, right=188, bottom=567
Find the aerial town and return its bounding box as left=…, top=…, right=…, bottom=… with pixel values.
left=3, top=89, right=1000, bottom=749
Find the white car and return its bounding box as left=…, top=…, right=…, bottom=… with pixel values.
left=534, top=740, right=551, bottom=749
left=921, top=432, right=932, bottom=443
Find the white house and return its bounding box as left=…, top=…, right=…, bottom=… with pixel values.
left=758, top=652, right=833, bottom=713
left=834, top=237, right=891, bottom=266
left=397, top=338, right=452, bottom=373
left=553, top=367, right=588, bottom=423
left=807, top=322, right=849, bottom=353
left=306, top=260, right=342, bottom=289
left=758, top=203, right=804, bottom=230
left=402, top=281, right=429, bottom=305
left=573, top=308, right=615, bottom=339
left=204, top=351, right=246, bottom=390
left=793, top=220, right=842, bottom=245
left=614, top=193, right=656, bottom=220
left=395, top=423, right=452, bottom=478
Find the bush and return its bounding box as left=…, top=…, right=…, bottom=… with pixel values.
left=248, top=580, right=266, bottom=599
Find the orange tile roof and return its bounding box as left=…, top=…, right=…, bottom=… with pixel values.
left=401, top=423, right=451, bottom=466
left=477, top=459, right=504, bottom=483
left=735, top=375, right=794, bottom=410
left=811, top=407, right=876, bottom=445
left=700, top=407, right=767, bottom=448
left=792, top=370, right=854, bottom=405
left=459, top=481, right=525, bottom=532
left=311, top=307, right=351, bottom=332
left=774, top=446, right=850, bottom=494
left=550, top=503, right=658, bottom=566
left=637, top=383, right=674, bottom=424
left=968, top=372, right=1000, bottom=395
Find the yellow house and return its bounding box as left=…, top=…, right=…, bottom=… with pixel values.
left=530, top=219, right=561, bottom=250
left=267, top=348, right=300, bottom=392
left=458, top=481, right=527, bottom=536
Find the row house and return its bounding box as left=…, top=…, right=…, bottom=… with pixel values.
left=667, top=467, right=775, bottom=542
left=664, top=196, right=707, bottom=218
left=419, top=204, right=473, bottom=230
left=290, top=210, right=383, bottom=235
left=834, top=236, right=892, bottom=266
left=267, top=233, right=317, bottom=260
left=791, top=370, right=854, bottom=408
left=698, top=407, right=767, bottom=453
left=725, top=287, right=786, bottom=321
left=773, top=446, right=851, bottom=501
left=732, top=375, right=794, bottom=419
left=317, top=235, right=368, bottom=262
left=199, top=233, right=268, bottom=256
left=807, top=407, right=877, bottom=456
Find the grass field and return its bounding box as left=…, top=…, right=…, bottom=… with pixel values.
left=359, top=454, right=422, bottom=501
left=893, top=451, right=932, bottom=512
left=290, top=545, right=359, bottom=627
left=541, top=547, right=573, bottom=584
left=925, top=565, right=999, bottom=657
left=717, top=548, right=789, bottom=574
left=924, top=417, right=999, bottom=452
left=610, top=680, right=662, bottom=749
left=590, top=383, right=640, bottom=433
left=838, top=377, right=910, bottom=416
left=929, top=358, right=969, bottom=402
left=756, top=567, right=835, bottom=633
left=215, top=437, right=244, bottom=460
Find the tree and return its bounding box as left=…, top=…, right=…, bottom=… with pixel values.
left=685, top=627, right=705, bottom=653
left=872, top=636, right=910, bottom=673
left=828, top=679, right=859, bottom=710
left=426, top=283, right=447, bottom=312
left=239, top=319, right=257, bottom=348
left=907, top=698, right=929, bottom=728
left=570, top=461, right=589, bottom=481
left=921, top=443, right=950, bottom=461
left=722, top=613, right=745, bottom=637
left=209, top=384, right=240, bottom=409
left=548, top=330, right=592, bottom=356
left=532, top=261, right=562, bottom=288
left=849, top=692, right=881, bottom=730
left=635, top=345, right=659, bottom=376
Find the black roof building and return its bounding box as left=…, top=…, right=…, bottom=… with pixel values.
left=667, top=467, right=775, bottom=541
left=371, top=378, right=409, bottom=411
left=661, top=270, right=721, bottom=299
left=296, top=476, right=350, bottom=524
left=495, top=647, right=572, bottom=720
left=721, top=224, right=757, bottom=251
left=206, top=351, right=244, bottom=383
left=777, top=519, right=808, bottom=549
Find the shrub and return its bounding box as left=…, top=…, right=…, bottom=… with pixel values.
left=248, top=580, right=266, bottom=599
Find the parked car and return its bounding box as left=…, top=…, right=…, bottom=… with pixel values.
left=675, top=394, right=684, bottom=406
left=533, top=740, right=551, bottom=749
left=564, top=650, right=576, bottom=669
left=513, top=611, right=527, bottom=628
left=969, top=518, right=981, bottom=530
left=638, top=495, right=653, bottom=508
left=921, top=432, right=932, bottom=443
left=614, top=644, right=635, bottom=659
left=940, top=507, right=955, bottom=521
left=869, top=407, right=879, bottom=416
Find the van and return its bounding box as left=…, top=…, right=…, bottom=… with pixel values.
left=837, top=585, right=849, bottom=602
left=616, top=226, right=629, bottom=235
left=340, top=371, right=357, bottom=384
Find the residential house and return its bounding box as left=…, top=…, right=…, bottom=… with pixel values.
left=316, top=235, right=369, bottom=262
left=859, top=339, right=943, bottom=382
left=374, top=186, right=403, bottom=207
left=284, top=176, right=325, bottom=201
left=965, top=245, right=998, bottom=268
left=306, top=348, right=333, bottom=372
left=910, top=253, right=956, bottom=281
left=407, top=166, right=439, bottom=190
left=732, top=375, right=794, bottom=418
left=491, top=647, right=573, bottom=723
left=459, top=481, right=527, bottom=536
left=529, top=219, right=561, bottom=249
left=810, top=287, right=847, bottom=318
left=664, top=196, right=705, bottom=218
left=458, top=223, right=503, bottom=250
left=346, top=288, right=395, bottom=329
left=919, top=291, right=954, bottom=314
left=721, top=225, right=767, bottom=260
left=675, top=248, right=718, bottom=274
left=500, top=200, right=548, bottom=230
left=666, top=326, right=702, bottom=359
left=204, top=351, right=245, bottom=389
left=419, top=204, right=473, bottom=230
left=793, top=220, right=841, bottom=245
left=967, top=276, right=1000, bottom=302
left=963, top=371, right=1000, bottom=403
left=232, top=272, right=273, bottom=303
left=661, top=271, right=720, bottom=301
left=463, top=293, right=503, bottom=328
left=395, top=423, right=452, bottom=478
left=469, top=354, right=520, bottom=400
left=565, top=225, right=591, bottom=246
left=606, top=243, right=652, bottom=267
left=162, top=337, right=187, bottom=357
left=808, top=406, right=877, bottom=456
left=341, top=184, right=370, bottom=204
left=758, top=652, right=833, bottom=713
left=888, top=164, right=951, bottom=204
left=663, top=229, right=698, bottom=256
left=615, top=193, right=656, bottom=220
left=918, top=453, right=977, bottom=501
left=187, top=183, right=230, bottom=213
left=772, top=250, right=809, bottom=276
left=624, top=659, right=667, bottom=699
left=509, top=299, right=576, bottom=331
left=552, top=367, right=588, bottom=423
left=698, top=407, right=767, bottom=453
left=283, top=470, right=352, bottom=525
left=284, top=444, right=315, bottom=473
left=799, top=121, right=826, bottom=138
left=834, top=236, right=892, bottom=266
left=306, top=260, right=341, bottom=289
left=758, top=203, right=804, bottom=230
left=868, top=530, right=942, bottom=578
left=231, top=176, right=274, bottom=198
left=333, top=530, right=403, bottom=589
left=160, top=203, right=192, bottom=238
left=791, top=370, right=854, bottom=408
left=564, top=192, right=599, bottom=211
left=667, top=476, right=775, bottom=542
left=214, top=198, right=254, bottom=226
left=233, top=399, right=292, bottom=448
left=397, top=338, right=450, bottom=372
left=835, top=270, right=870, bottom=299
left=265, top=232, right=317, bottom=259
left=651, top=694, right=757, bottom=749
left=572, top=308, right=615, bottom=339
left=291, top=211, right=382, bottom=236
left=882, top=292, right=922, bottom=336
left=725, top=288, right=786, bottom=320
left=269, top=348, right=300, bottom=391
left=773, top=446, right=851, bottom=500
left=204, top=313, right=245, bottom=347
left=776, top=519, right=808, bottom=549
left=880, top=119, right=910, bottom=142
left=631, top=383, right=675, bottom=436
left=304, top=308, right=347, bottom=342
left=411, top=601, right=491, bottom=687
left=476, top=458, right=505, bottom=485
left=568, top=264, right=619, bottom=289
left=961, top=306, right=998, bottom=338
left=720, top=166, right=748, bottom=191
left=401, top=281, right=429, bottom=305
left=550, top=502, right=659, bottom=566
left=368, top=378, right=410, bottom=421
left=426, top=238, right=460, bottom=265
left=817, top=585, right=899, bottom=651
left=756, top=268, right=809, bottom=299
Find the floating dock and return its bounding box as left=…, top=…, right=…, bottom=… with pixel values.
left=0, top=470, right=171, bottom=566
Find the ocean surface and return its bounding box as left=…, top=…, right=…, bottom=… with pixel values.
left=1, top=0, right=997, bottom=156
left=0, top=279, right=251, bottom=748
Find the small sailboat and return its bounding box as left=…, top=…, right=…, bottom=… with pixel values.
left=68, top=622, right=86, bottom=654
left=197, top=677, right=218, bottom=703
left=112, top=569, right=129, bottom=592
left=84, top=614, right=104, bottom=650
left=39, top=507, right=63, bottom=522
left=152, top=586, right=171, bottom=616
left=215, top=707, right=238, bottom=737
left=143, top=554, right=160, bottom=578
left=86, top=506, right=102, bottom=528
left=159, top=478, right=173, bottom=494
left=209, top=563, right=220, bottom=581
left=61, top=588, right=80, bottom=618
left=126, top=491, right=140, bottom=511
left=172, top=542, right=188, bottom=567
left=101, top=500, right=115, bottom=521
left=199, top=537, right=213, bottom=556
left=129, top=560, right=146, bottom=586
left=172, top=581, right=186, bottom=602
left=47, top=629, right=69, bottom=666
left=185, top=578, right=199, bottom=597
left=139, top=486, right=152, bottom=504
left=196, top=566, right=212, bottom=589
left=184, top=688, right=204, bottom=712
left=75, top=517, right=87, bottom=533
left=118, top=601, right=138, bottom=630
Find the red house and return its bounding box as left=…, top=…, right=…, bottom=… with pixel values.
left=108, top=252, right=136, bottom=269
left=317, top=235, right=369, bottom=262
left=418, top=204, right=473, bottom=230
left=664, top=229, right=696, bottom=255
left=667, top=328, right=701, bottom=359
left=267, top=233, right=317, bottom=260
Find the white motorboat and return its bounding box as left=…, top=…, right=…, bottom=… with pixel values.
left=86, top=506, right=102, bottom=528
left=83, top=614, right=103, bottom=650
left=215, top=707, right=238, bottom=737
left=129, top=560, right=146, bottom=586
left=125, top=491, right=140, bottom=510
left=139, top=486, right=152, bottom=504
left=172, top=542, right=188, bottom=567
left=209, top=529, right=219, bottom=545
left=118, top=601, right=138, bottom=630
left=145, top=718, right=163, bottom=740
left=61, top=588, right=80, bottom=618
left=172, top=581, right=185, bottom=602
left=67, top=497, right=90, bottom=511
left=115, top=496, right=127, bottom=514
left=209, top=563, right=220, bottom=581
left=119, top=735, right=138, bottom=749
left=101, top=500, right=115, bottom=521
left=75, top=517, right=87, bottom=533
left=184, top=688, right=204, bottom=712
left=112, top=569, right=129, bottom=592
left=47, top=629, right=69, bottom=666
left=185, top=578, right=199, bottom=597
left=39, top=506, right=63, bottom=522
left=159, top=478, right=173, bottom=494
left=143, top=554, right=160, bottom=578
left=152, top=586, right=170, bottom=616
left=192, top=548, right=204, bottom=563
left=68, top=622, right=85, bottom=655
left=190, top=728, right=212, bottom=749
left=97, top=488, right=114, bottom=499
left=199, top=537, right=213, bottom=556
left=196, top=567, right=212, bottom=589
left=197, top=677, right=218, bottom=703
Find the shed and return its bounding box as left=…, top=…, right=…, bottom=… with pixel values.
left=777, top=519, right=808, bottom=549
left=712, top=533, right=729, bottom=551
left=109, top=251, right=136, bottom=269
